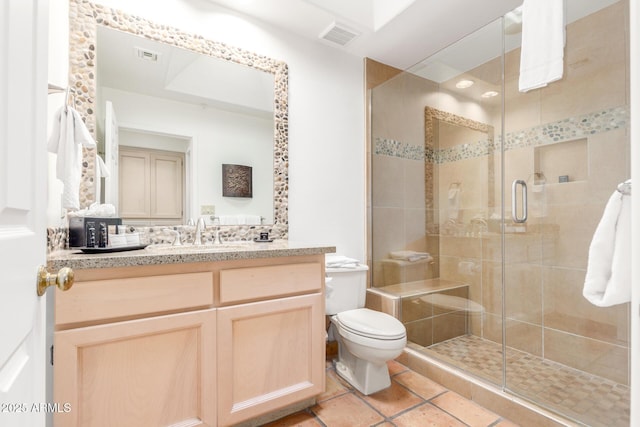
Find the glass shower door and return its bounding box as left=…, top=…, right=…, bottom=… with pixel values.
left=369, top=17, right=506, bottom=387
left=502, top=1, right=631, bottom=425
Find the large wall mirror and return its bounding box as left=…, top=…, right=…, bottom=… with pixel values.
left=70, top=0, right=289, bottom=237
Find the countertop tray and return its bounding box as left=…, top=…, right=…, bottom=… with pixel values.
left=77, top=244, right=148, bottom=254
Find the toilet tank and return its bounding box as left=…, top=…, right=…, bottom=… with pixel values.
left=325, top=263, right=369, bottom=315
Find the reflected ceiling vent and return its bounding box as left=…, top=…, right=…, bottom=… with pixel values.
left=134, top=46, right=160, bottom=62
left=319, top=22, right=360, bottom=46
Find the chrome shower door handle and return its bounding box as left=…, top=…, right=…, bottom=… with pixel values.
left=511, top=179, right=528, bottom=223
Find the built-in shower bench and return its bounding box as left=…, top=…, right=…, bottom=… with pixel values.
left=366, top=278, right=483, bottom=348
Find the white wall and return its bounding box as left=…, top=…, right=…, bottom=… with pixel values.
left=49, top=0, right=366, bottom=260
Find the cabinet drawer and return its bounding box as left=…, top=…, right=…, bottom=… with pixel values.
left=56, top=272, right=214, bottom=327
left=219, top=262, right=322, bottom=304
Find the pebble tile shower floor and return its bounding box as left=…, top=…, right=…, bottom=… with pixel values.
left=421, top=335, right=629, bottom=427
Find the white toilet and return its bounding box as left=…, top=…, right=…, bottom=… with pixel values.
left=326, top=258, right=407, bottom=395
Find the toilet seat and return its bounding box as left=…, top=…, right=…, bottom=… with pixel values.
left=335, top=308, right=406, bottom=340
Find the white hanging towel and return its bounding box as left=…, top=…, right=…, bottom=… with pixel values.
left=94, top=154, right=110, bottom=204
left=583, top=187, right=631, bottom=307
left=48, top=106, right=96, bottom=210
left=518, top=0, right=565, bottom=92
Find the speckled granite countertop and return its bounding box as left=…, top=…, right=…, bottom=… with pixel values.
left=47, top=240, right=336, bottom=270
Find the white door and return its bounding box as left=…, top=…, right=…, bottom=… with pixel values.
left=104, top=100, right=119, bottom=211
left=0, top=0, right=50, bottom=426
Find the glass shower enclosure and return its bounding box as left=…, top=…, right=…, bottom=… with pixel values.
left=369, top=1, right=630, bottom=425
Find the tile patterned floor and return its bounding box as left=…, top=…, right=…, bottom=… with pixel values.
left=422, top=335, right=630, bottom=427
left=263, top=359, right=518, bottom=427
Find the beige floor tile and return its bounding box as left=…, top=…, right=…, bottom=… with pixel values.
left=394, top=370, right=447, bottom=400
left=387, top=359, right=409, bottom=376
left=317, top=369, right=351, bottom=402
left=311, top=393, right=384, bottom=427
left=432, top=391, right=501, bottom=427
left=360, top=381, right=423, bottom=417
left=261, top=411, right=322, bottom=427
left=494, top=419, right=522, bottom=427
left=393, top=402, right=466, bottom=427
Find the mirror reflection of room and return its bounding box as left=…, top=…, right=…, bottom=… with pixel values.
left=96, top=26, right=275, bottom=225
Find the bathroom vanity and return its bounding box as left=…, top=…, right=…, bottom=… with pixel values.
left=47, top=242, right=334, bottom=427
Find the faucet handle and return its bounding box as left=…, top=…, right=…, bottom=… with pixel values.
left=162, top=228, right=182, bottom=246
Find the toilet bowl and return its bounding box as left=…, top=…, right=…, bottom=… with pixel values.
left=325, top=256, right=407, bottom=395
left=330, top=308, right=406, bottom=395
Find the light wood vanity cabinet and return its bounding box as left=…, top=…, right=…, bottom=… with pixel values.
left=55, top=309, right=216, bottom=427
left=216, top=263, right=325, bottom=426
left=53, top=255, right=326, bottom=427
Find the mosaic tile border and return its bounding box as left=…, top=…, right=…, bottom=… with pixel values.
left=69, top=0, right=288, bottom=238
left=503, top=105, right=628, bottom=152
left=374, top=138, right=426, bottom=161
left=374, top=105, right=629, bottom=164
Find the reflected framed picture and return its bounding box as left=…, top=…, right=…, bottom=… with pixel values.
left=222, top=164, right=253, bottom=198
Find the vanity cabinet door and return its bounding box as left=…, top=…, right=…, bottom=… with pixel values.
left=54, top=309, right=216, bottom=427
left=216, top=293, right=325, bottom=427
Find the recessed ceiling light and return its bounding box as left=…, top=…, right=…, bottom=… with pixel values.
left=481, top=90, right=499, bottom=98
left=455, top=79, right=474, bottom=89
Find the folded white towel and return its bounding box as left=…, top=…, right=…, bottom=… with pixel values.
left=217, top=214, right=262, bottom=225
left=217, top=215, right=238, bottom=225
left=325, top=254, right=361, bottom=269
left=48, top=106, right=96, bottom=210
left=583, top=189, right=631, bottom=307
left=519, top=0, right=565, bottom=92
left=242, top=215, right=262, bottom=225
left=389, top=251, right=431, bottom=262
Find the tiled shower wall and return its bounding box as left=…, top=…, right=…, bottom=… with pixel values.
left=370, top=1, right=630, bottom=385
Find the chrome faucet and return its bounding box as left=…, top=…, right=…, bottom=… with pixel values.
left=194, top=217, right=206, bottom=245
left=212, top=227, right=222, bottom=245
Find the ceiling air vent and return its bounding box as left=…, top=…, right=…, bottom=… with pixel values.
left=134, top=47, right=160, bottom=62
left=319, top=22, right=360, bottom=46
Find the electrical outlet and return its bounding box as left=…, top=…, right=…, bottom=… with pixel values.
left=201, top=205, right=215, bottom=215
